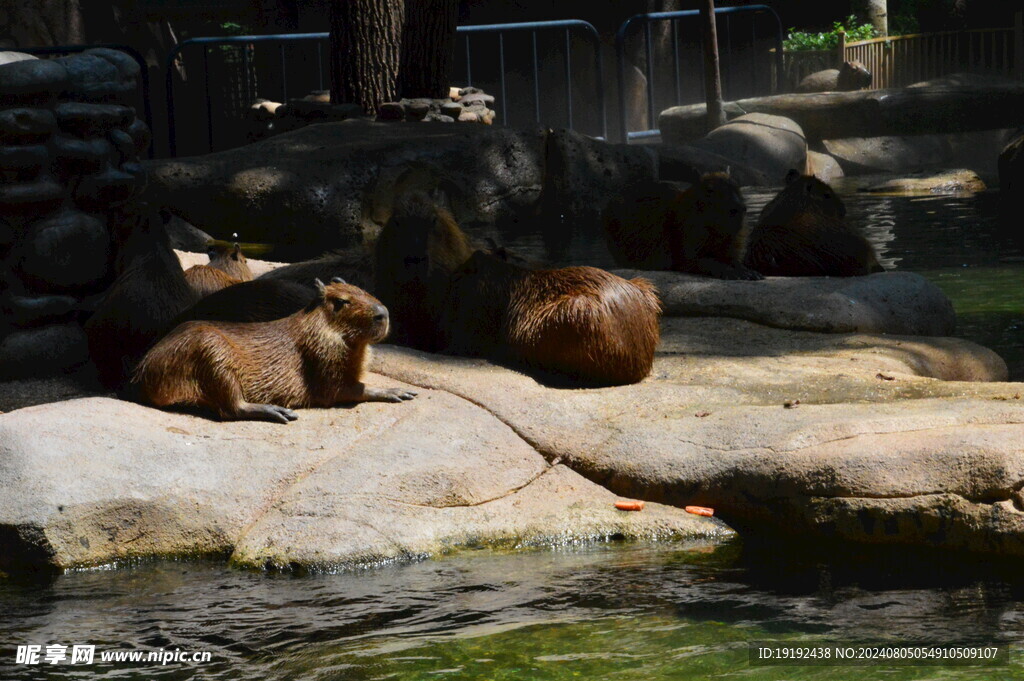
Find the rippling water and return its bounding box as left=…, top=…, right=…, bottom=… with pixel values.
left=4, top=541, right=1024, bottom=680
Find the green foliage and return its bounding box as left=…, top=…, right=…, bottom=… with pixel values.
left=889, top=14, right=920, bottom=35
left=783, top=15, right=877, bottom=51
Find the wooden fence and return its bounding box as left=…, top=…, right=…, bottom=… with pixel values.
left=777, top=13, right=1024, bottom=91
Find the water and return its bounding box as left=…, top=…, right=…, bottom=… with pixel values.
left=3, top=540, right=1024, bottom=680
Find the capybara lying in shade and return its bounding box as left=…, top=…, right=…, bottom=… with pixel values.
left=603, top=172, right=762, bottom=280
left=374, top=192, right=662, bottom=387
left=796, top=60, right=872, bottom=93
left=132, top=278, right=415, bottom=423
left=745, top=170, right=884, bottom=277
left=85, top=203, right=201, bottom=389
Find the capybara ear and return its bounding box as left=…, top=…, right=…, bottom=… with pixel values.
left=232, top=242, right=242, bottom=259
left=331, top=276, right=346, bottom=284
left=785, top=169, right=802, bottom=185
left=314, top=278, right=327, bottom=297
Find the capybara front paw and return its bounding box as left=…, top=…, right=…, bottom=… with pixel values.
left=236, top=403, right=299, bottom=423
left=372, top=387, right=418, bottom=403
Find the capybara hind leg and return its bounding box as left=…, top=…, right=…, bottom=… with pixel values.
left=230, top=403, right=299, bottom=424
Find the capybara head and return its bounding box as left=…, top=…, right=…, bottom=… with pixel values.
left=312, top=277, right=390, bottom=343
left=837, top=60, right=872, bottom=91
left=374, top=192, right=473, bottom=350
left=205, top=241, right=252, bottom=280
left=687, top=171, right=747, bottom=234
left=782, top=169, right=847, bottom=218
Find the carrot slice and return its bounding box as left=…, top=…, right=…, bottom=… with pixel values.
left=685, top=505, right=714, bottom=517
left=614, top=500, right=645, bottom=511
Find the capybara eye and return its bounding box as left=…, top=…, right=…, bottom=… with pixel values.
left=404, top=256, right=427, bottom=266
left=331, top=298, right=350, bottom=312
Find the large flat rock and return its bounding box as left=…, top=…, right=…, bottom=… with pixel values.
left=0, top=384, right=722, bottom=573
left=613, top=270, right=957, bottom=337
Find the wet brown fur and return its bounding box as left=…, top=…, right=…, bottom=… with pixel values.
left=84, top=204, right=201, bottom=389
left=132, top=280, right=414, bottom=423
left=603, top=173, right=762, bottom=280
left=745, top=171, right=884, bottom=277
left=375, top=193, right=662, bottom=386
left=183, top=243, right=253, bottom=297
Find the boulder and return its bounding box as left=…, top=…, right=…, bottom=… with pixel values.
left=55, top=52, right=134, bottom=102
left=999, top=129, right=1024, bottom=194
left=14, top=209, right=111, bottom=292
left=0, top=323, right=88, bottom=378
left=806, top=150, right=843, bottom=183
left=612, top=270, right=958, bottom=337
left=689, top=113, right=807, bottom=183
left=143, top=122, right=654, bottom=261
left=861, top=169, right=986, bottom=196
left=0, top=107, right=56, bottom=142
left=824, top=130, right=1013, bottom=176
left=653, top=143, right=770, bottom=186
left=0, top=391, right=723, bottom=572
left=0, top=56, right=68, bottom=104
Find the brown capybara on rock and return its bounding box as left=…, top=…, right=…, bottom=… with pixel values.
left=444, top=249, right=662, bottom=387
left=603, top=173, right=762, bottom=280
left=795, top=61, right=872, bottom=93
left=183, top=242, right=253, bottom=297
left=375, top=193, right=662, bottom=386
left=85, top=203, right=201, bottom=390
left=745, top=170, right=884, bottom=277
left=132, top=278, right=416, bottom=423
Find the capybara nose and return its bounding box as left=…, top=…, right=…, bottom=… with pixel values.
left=373, top=304, right=388, bottom=322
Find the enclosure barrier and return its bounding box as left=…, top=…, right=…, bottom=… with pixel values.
left=615, top=4, right=784, bottom=143
left=19, top=44, right=154, bottom=157
left=165, top=19, right=605, bottom=156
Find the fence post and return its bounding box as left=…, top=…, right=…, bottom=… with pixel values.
left=837, top=30, right=846, bottom=68
left=1015, top=11, right=1023, bottom=80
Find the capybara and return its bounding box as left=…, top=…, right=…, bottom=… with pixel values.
left=795, top=61, right=872, bottom=93
left=444, top=249, right=662, bottom=386
left=258, top=250, right=373, bottom=291
left=183, top=242, right=253, bottom=297
left=374, top=192, right=474, bottom=351
left=603, top=173, right=763, bottom=280
left=745, top=170, right=884, bottom=277
left=173, top=278, right=316, bottom=326
left=132, top=278, right=416, bottom=423
left=85, top=203, right=201, bottom=389
left=375, top=193, right=662, bottom=386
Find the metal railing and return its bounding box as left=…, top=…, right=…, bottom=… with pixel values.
left=165, top=19, right=606, bottom=156
left=456, top=19, right=606, bottom=139
left=615, top=5, right=783, bottom=143
left=18, top=44, right=154, bottom=157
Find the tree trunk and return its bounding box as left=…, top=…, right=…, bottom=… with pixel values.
left=700, top=0, right=726, bottom=131
left=398, top=0, right=458, bottom=99
left=328, top=0, right=405, bottom=114
left=857, top=0, right=888, bottom=37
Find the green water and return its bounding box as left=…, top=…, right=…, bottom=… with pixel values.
left=3, top=540, right=1024, bottom=680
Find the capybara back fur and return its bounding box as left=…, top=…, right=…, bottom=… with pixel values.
left=173, top=278, right=317, bottom=326
left=84, top=205, right=201, bottom=389
left=445, top=251, right=662, bottom=386
left=184, top=242, right=253, bottom=297
left=603, top=173, right=761, bottom=280
left=795, top=61, right=872, bottom=93
left=746, top=171, right=883, bottom=277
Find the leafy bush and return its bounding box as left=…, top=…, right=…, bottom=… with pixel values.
left=783, top=15, right=877, bottom=51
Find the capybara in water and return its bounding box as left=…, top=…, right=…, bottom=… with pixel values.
left=795, top=61, right=872, bottom=93
left=603, top=173, right=762, bottom=280
left=183, top=242, right=253, bottom=297
left=745, top=170, right=884, bottom=277
left=85, top=203, right=201, bottom=389
left=132, top=278, right=416, bottom=423
left=444, top=249, right=662, bottom=386
left=375, top=193, right=662, bottom=386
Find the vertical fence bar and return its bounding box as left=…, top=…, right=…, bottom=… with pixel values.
left=465, top=34, right=472, bottom=86
left=672, top=19, right=681, bottom=104
left=644, top=22, right=655, bottom=134
left=280, top=44, right=288, bottom=101
left=203, top=46, right=214, bottom=153
left=316, top=42, right=324, bottom=92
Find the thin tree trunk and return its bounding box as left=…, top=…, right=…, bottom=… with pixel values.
left=329, top=0, right=405, bottom=114
left=398, top=0, right=458, bottom=99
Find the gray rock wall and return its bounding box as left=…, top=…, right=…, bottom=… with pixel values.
left=0, top=50, right=149, bottom=378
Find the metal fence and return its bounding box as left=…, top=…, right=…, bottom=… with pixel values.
left=164, top=19, right=605, bottom=156
left=18, top=44, right=154, bottom=157
left=614, top=5, right=784, bottom=143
